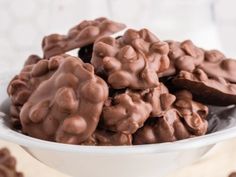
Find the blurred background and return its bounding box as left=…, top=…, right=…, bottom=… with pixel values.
left=0, top=0, right=236, bottom=72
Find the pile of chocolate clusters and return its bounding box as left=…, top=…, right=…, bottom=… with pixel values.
left=7, top=17, right=236, bottom=146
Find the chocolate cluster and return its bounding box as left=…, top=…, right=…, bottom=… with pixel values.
left=0, top=148, right=23, bottom=177
left=42, top=17, right=126, bottom=59
left=91, top=29, right=170, bottom=89
left=229, top=172, right=236, bottom=177
left=20, top=55, right=108, bottom=144
left=7, top=55, right=66, bottom=128
left=7, top=17, right=236, bottom=146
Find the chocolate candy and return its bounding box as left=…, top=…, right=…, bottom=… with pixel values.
left=229, top=172, right=236, bottom=177
left=144, top=83, right=176, bottom=117
left=173, top=50, right=236, bottom=105
left=42, top=17, right=126, bottom=59
left=158, top=40, right=204, bottom=77
left=20, top=55, right=108, bottom=144
left=82, top=129, right=132, bottom=146
left=102, top=83, right=175, bottom=134
left=91, top=28, right=170, bottom=89
left=7, top=55, right=65, bottom=128
left=11, top=17, right=236, bottom=146
left=0, top=148, right=23, bottom=177
left=173, top=69, right=236, bottom=106
left=102, top=91, right=152, bottom=134
left=23, top=54, right=41, bottom=66
left=133, top=90, right=208, bottom=144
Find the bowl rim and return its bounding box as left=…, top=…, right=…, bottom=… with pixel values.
left=1, top=70, right=236, bottom=154
left=0, top=117, right=236, bottom=154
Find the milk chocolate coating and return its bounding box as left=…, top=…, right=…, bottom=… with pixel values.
left=20, top=55, right=108, bottom=144
left=161, top=40, right=236, bottom=106
left=0, top=148, right=23, bottom=177
left=102, top=91, right=152, bottom=134
left=144, top=83, right=176, bottom=117
left=173, top=69, right=236, bottom=106
left=42, top=17, right=126, bottom=59
left=91, top=28, right=170, bottom=89
left=199, top=50, right=235, bottom=83
left=133, top=90, right=208, bottom=144
left=158, top=40, right=204, bottom=77
left=82, top=129, right=132, bottom=146
left=23, top=54, right=41, bottom=66
left=102, top=83, right=175, bottom=134
left=173, top=50, right=236, bottom=105
left=7, top=55, right=64, bottom=128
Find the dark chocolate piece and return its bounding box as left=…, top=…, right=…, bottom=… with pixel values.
left=20, top=55, right=108, bottom=144
left=91, top=28, right=170, bottom=89
left=0, top=148, right=23, bottom=177
left=42, top=17, right=126, bottom=59
left=78, top=44, right=93, bottom=63
left=133, top=90, right=208, bottom=144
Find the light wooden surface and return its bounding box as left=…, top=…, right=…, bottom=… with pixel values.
left=1, top=139, right=236, bottom=177
left=0, top=140, right=69, bottom=177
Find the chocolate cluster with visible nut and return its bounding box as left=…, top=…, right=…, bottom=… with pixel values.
left=173, top=49, right=236, bottom=105
left=91, top=28, right=170, bottom=89
left=102, top=83, right=175, bottom=134
left=0, top=148, right=23, bottom=177
left=20, top=55, right=108, bottom=144
left=7, top=55, right=65, bottom=128
left=133, top=90, right=208, bottom=144
left=8, top=16, right=236, bottom=146
left=42, top=17, right=126, bottom=59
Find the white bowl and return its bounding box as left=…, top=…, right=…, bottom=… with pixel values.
left=1, top=71, right=236, bottom=177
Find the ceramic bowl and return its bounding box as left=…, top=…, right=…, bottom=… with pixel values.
left=0, top=70, right=236, bottom=177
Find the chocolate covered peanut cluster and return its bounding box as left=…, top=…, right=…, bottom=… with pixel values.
left=133, top=90, right=208, bottom=144
left=92, top=28, right=170, bottom=89
left=173, top=50, right=236, bottom=105
left=20, top=55, right=108, bottom=144
left=42, top=17, right=126, bottom=59
left=7, top=17, right=236, bottom=146
left=7, top=55, right=65, bottom=128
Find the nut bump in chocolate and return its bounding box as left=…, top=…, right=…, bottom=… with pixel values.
left=20, top=55, right=108, bottom=144
left=158, top=40, right=204, bottom=77
left=173, top=50, right=236, bottom=105
left=133, top=90, right=208, bottom=144
left=7, top=55, right=65, bottom=128
left=92, top=28, right=170, bottom=89
left=42, top=17, right=126, bottom=59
